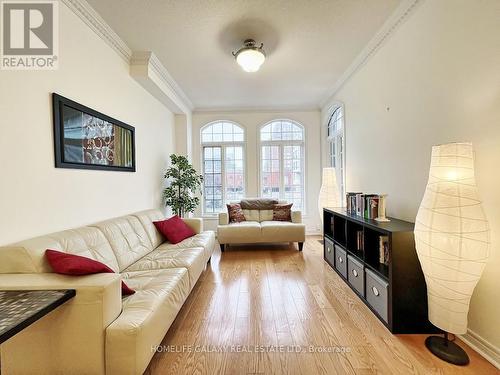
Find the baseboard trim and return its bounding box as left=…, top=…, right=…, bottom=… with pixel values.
left=459, top=329, right=500, bottom=369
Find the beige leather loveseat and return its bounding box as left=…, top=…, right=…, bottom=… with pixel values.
left=0, top=209, right=215, bottom=375
left=217, top=199, right=306, bottom=251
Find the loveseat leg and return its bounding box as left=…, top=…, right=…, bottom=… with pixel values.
left=298, top=242, right=304, bottom=251
left=220, top=244, right=225, bottom=252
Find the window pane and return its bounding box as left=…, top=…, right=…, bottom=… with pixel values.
left=201, top=122, right=244, bottom=144
left=283, top=145, right=303, bottom=210
left=261, top=145, right=280, bottom=199
left=202, top=146, right=222, bottom=213
left=213, top=122, right=223, bottom=133
left=225, top=145, right=245, bottom=203
left=202, top=133, right=212, bottom=143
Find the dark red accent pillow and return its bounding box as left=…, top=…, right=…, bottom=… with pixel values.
left=272, top=203, right=293, bottom=222
left=227, top=203, right=246, bottom=223
left=153, top=215, right=195, bottom=244
left=45, top=250, right=135, bottom=296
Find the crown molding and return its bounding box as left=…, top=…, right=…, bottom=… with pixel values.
left=61, top=0, right=193, bottom=114
left=61, top=0, right=132, bottom=62
left=130, top=51, right=193, bottom=114
left=320, top=0, right=422, bottom=109
left=194, top=105, right=320, bottom=114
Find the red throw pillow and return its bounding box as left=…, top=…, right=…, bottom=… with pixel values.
left=45, top=250, right=135, bottom=295
left=153, top=215, right=195, bottom=244
left=272, top=203, right=293, bottom=222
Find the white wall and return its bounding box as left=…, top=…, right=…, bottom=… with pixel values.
left=192, top=110, right=322, bottom=233
left=322, top=0, right=500, bottom=352
left=0, top=3, right=174, bottom=244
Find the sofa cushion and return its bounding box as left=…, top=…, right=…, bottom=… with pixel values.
left=155, top=231, right=215, bottom=263
left=153, top=216, right=195, bottom=244
left=106, top=268, right=190, bottom=375
left=259, top=209, right=274, bottom=222
left=242, top=209, right=260, bottom=222
left=0, top=227, right=119, bottom=274
left=124, top=246, right=206, bottom=289
left=260, top=221, right=306, bottom=242
left=132, top=209, right=165, bottom=248
left=217, top=221, right=261, bottom=244
left=91, top=216, right=153, bottom=272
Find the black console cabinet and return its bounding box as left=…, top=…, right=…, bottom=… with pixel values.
left=323, top=207, right=437, bottom=334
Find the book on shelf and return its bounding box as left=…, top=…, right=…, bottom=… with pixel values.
left=379, top=235, right=390, bottom=265
left=356, top=230, right=364, bottom=252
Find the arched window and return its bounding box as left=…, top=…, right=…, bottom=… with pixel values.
left=327, top=106, right=345, bottom=198
left=260, top=120, right=305, bottom=210
left=201, top=121, right=245, bottom=214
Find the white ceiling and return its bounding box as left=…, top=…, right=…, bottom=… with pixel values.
left=87, top=0, right=401, bottom=110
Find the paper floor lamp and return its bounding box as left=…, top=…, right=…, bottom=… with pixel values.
left=318, top=167, right=340, bottom=227
left=415, top=142, right=490, bottom=365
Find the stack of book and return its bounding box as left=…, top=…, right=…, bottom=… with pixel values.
left=346, top=192, right=381, bottom=220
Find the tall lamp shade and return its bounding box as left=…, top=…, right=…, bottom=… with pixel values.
left=415, top=142, right=490, bottom=365
left=318, top=168, right=340, bottom=226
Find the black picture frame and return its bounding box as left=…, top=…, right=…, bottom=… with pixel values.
left=52, top=93, right=136, bottom=172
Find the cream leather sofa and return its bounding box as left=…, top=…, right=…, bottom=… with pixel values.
left=0, top=209, right=215, bottom=375
left=217, top=199, right=306, bottom=251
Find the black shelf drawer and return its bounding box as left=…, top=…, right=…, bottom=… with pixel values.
left=334, top=245, right=347, bottom=278
left=366, top=268, right=389, bottom=323
left=324, top=237, right=335, bottom=266
left=347, top=255, right=364, bottom=296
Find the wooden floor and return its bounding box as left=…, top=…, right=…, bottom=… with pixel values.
left=145, top=237, right=498, bottom=375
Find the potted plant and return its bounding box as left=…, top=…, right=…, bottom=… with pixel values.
left=163, top=154, right=203, bottom=217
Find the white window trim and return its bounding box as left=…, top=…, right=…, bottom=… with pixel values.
left=200, top=120, right=247, bottom=216
left=326, top=104, right=346, bottom=200
left=258, top=119, right=306, bottom=213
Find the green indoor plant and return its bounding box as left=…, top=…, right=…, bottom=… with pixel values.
left=163, top=154, right=203, bottom=217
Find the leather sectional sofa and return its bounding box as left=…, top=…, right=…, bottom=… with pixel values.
left=217, top=199, right=306, bottom=251
left=0, top=209, right=215, bottom=375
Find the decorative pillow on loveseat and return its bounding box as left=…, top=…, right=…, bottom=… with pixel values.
left=227, top=203, right=246, bottom=223
left=45, top=249, right=135, bottom=295
left=272, top=203, right=293, bottom=222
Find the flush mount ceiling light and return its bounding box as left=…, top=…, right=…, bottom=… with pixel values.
left=232, top=39, right=266, bottom=72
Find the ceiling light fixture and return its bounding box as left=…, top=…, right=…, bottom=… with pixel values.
left=232, top=39, right=266, bottom=72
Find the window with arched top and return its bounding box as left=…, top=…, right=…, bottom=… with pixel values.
left=259, top=120, right=305, bottom=210
left=201, top=121, right=245, bottom=214
left=327, top=105, right=345, bottom=198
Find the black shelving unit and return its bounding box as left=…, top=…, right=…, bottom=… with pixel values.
left=323, top=207, right=438, bottom=334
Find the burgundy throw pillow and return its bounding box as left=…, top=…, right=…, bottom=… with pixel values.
left=272, top=203, right=293, bottom=222
left=153, top=215, right=195, bottom=244
left=45, top=250, right=135, bottom=295
left=227, top=203, right=246, bottom=223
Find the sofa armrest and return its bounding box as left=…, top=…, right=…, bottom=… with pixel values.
left=291, top=210, right=302, bottom=224
left=0, top=273, right=122, bottom=375
left=219, top=212, right=229, bottom=225
left=182, top=217, right=203, bottom=234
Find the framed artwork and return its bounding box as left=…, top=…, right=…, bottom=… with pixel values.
left=52, top=93, right=136, bottom=172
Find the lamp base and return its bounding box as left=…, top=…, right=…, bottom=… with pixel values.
left=425, top=335, right=469, bottom=366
